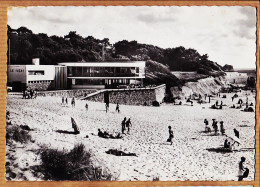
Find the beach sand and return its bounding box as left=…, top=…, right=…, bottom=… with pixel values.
left=6, top=90, right=256, bottom=181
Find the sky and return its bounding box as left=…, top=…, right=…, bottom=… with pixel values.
left=7, top=6, right=257, bottom=69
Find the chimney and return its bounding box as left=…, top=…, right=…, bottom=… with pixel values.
left=32, top=58, right=40, bottom=65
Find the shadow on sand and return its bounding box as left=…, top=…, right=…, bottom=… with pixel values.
left=206, top=147, right=232, bottom=153
left=56, top=130, right=78, bottom=135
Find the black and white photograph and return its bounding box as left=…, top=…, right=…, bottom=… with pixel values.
left=5, top=6, right=257, bottom=181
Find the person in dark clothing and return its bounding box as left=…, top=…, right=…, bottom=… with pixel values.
left=71, top=97, right=75, bottom=108
left=239, top=168, right=249, bottom=181
left=85, top=103, right=88, bottom=111
left=204, top=119, right=210, bottom=132
left=121, top=117, right=127, bottom=134
left=116, top=102, right=120, bottom=113
left=238, top=157, right=246, bottom=181
left=168, top=126, right=174, bottom=145
left=105, top=103, right=109, bottom=113
left=220, top=121, right=225, bottom=135
left=234, top=128, right=239, bottom=138
left=126, top=118, right=132, bottom=134
left=212, top=119, right=218, bottom=135
left=62, top=97, right=64, bottom=104
left=65, top=97, right=68, bottom=104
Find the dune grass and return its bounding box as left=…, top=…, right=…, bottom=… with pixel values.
left=40, top=143, right=112, bottom=181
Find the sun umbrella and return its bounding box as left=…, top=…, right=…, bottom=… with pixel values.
left=225, top=133, right=241, bottom=144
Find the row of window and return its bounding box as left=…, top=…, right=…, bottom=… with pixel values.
left=67, top=66, right=143, bottom=77
left=28, top=80, right=53, bottom=83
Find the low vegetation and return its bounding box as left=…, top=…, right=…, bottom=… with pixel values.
left=40, top=143, right=112, bottom=181
left=6, top=124, right=32, bottom=144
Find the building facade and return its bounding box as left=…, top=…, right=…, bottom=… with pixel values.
left=7, top=59, right=145, bottom=91
left=58, top=61, right=145, bottom=89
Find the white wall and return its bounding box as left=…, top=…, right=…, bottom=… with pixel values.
left=27, top=65, right=55, bottom=82
left=7, top=65, right=56, bottom=83
left=7, top=65, right=27, bottom=83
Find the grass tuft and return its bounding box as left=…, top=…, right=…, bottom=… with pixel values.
left=40, top=143, right=112, bottom=181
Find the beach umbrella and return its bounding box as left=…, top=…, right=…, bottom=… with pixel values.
left=225, top=133, right=241, bottom=144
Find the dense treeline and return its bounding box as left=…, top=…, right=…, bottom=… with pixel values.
left=7, top=25, right=229, bottom=87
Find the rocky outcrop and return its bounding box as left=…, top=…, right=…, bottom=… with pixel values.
left=170, top=72, right=248, bottom=98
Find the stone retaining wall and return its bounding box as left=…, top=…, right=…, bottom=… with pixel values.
left=86, top=84, right=166, bottom=106
left=37, top=89, right=96, bottom=98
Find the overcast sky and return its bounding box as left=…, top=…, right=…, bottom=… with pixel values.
left=8, top=6, right=257, bottom=69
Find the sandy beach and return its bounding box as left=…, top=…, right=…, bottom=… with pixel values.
left=6, top=90, right=255, bottom=181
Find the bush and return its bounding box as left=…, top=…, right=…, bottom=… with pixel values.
left=152, top=101, right=160, bottom=107
left=6, top=125, right=32, bottom=144
left=40, top=143, right=112, bottom=181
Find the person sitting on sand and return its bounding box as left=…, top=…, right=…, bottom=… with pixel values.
left=168, top=126, right=174, bottom=145
left=249, top=102, right=253, bottom=106
left=179, top=101, right=182, bottom=105
left=238, top=157, right=246, bottom=181
left=220, top=121, right=225, bottom=135
left=204, top=119, right=210, bottom=133
left=224, top=139, right=229, bottom=148
left=239, top=168, right=249, bottom=181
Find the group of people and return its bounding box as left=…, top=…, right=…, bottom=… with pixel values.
left=22, top=89, right=37, bottom=99
left=61, top=96, right=68, bottom=105
left=121, top=117, right=132, bottom=134
left=204, top=119, right=226, bottom=135
left=62, top=96, right=76, bottom=108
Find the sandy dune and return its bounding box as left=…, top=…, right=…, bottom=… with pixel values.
left=6, top=90, right=255, bottom=181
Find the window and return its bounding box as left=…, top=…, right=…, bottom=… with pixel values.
left=28, top=70, right=44, bottom=75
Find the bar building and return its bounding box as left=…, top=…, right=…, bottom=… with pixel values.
left=7, top=59, right=146, bottom=91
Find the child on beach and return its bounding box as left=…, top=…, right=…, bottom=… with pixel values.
left=168, top=126, right=174, bottom=145
left=204, top=119, right=210, bottom=133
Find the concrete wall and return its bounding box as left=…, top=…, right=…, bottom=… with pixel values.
left=86, top=84, right=166, bottom=106
left=37, top=89, right=96, bottom=98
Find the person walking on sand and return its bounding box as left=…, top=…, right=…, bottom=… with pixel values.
left=85, top=102, right=88, bottom=111
left=238, top=157, right=246, bottom=181
left=126, top=118, right=132, bottom=134
left=62, top=97, right=64, bottom=104
left=212, top=119, right=218, bottom=135
left=121, top=117, right=127, bottom=134
left=168, top=126, right=174, bottom=145
left=65, top=97, right=68, bottom=104
left=116, top=102, right=120, bottom=113
left=105, top=103, right=109, bottom=113
left=71, top=97, right=75, bottom=108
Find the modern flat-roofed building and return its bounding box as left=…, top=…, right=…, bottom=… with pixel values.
left=7, top=59, right=145, bottom=91
left=58, top=61, right=145, bottom=89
